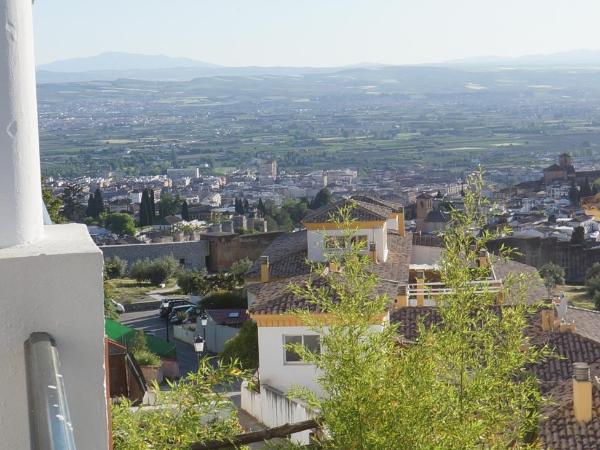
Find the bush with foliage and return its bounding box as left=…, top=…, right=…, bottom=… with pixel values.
left=128, top=330, right=161, bottom=366
left=220, top=321, right=258, bottom=370
left=106, top=212, right=137, bottom=236
left=585, top=262, right=600, bottom=310
left=176, top=269, right=199, bottom=294
left=230, top=258, right=252, bottom=277
left=539, top=262, right=565, bottom=299
left=147, top=256, right=178, bottom=286
left=129, top=259, right=152, bottom=283
left=201, top=291, right=247, bottom=309
left=134, top=350, right=161, bottom=367
left=177, top=270, right=242, bottom=296
left=103, top=281, right=120, bottom=321
left=104, top=256, right=128, bottom=279
left=112, top=359, right=246, bottom=450
left=129, top=256, right=178, bottom=286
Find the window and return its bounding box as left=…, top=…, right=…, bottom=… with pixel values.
left=283, top=335, right=321, bottom=363
left=179, top=258, right=186, bottom=266
left=324, top=235, right=367, bottom=249
left=324, top=235, right=346, bottom=249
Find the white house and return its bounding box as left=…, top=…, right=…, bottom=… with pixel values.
left=243, top=196, right=407, bottom=443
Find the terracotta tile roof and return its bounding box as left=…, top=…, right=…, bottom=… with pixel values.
left=246, top=230, right=310, bottom=279
left=303, top=198, right=391, bottom=224
left=540, top=370, right=600, bottom=450
left=566, top=308, right=600, bottom=344
left=491, top=258, right=547, bottom=304
left=390, top=307, right=600, bottom=449
left=247, top=273, right=400, bottom=315
left=247, top=232, right=412, bottom=314
left=205, top=309, right=248, bottom=326
left=369, top=231, right=411, bottom=283
left=350, top=195, right=404, bottom=213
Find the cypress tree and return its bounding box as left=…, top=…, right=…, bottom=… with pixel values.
left=140, top=189, right=149, bottom=226
left=86, top=194, right=96, bottom=218
left=94, top=188, right=104, bottom=216
left=149, top=189, right=156, bottom=224
left=243, top=199, right=250, bottom=214
left=257, top=198, right=265, bottom=217
left=581, top=178, right=592, bottom=197
left=181, top=200, right=190, bottom=221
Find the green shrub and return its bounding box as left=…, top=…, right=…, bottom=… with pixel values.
left=129, top=259, right=151, bottom=283
left=230, top=258, right=252, bottom=277
left=134, top=350, right=161, bottom=367
left=586, top=262, right=600, bottom=285
left=201, top=291, right=247, bottom=309
left=177, top=269, right=198, bottom=294
left=220, top=321, right=258, bottom=370
left=129, top=256, right=178, bottom=285
left=129, top=329, right=149, bottom=354
left=105, top=256, right=128, bottom=279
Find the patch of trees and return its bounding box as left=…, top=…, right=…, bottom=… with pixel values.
left=158, top=192, right=181, bottom=218
left=177, top=270, right=243, bottom=296
left=105, top=213, right=136, bottom=236
left=585, top=263, right=600, bottom=310
left=539, top=262, right=565, bottom=299
left=139, top=188, right=156, bottom=226
left=104, top=256, right=128, bottom=279
left=129, top=256, right=179, bottom=286
left=85, top=188, right=105, bottom=218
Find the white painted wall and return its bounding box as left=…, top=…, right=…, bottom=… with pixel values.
left=386, top=217, right=398, bottom=231
left=257, top=322, right=386, bottom=396
left=0, top=0, right=43, bottom=247
left=0, top=225, right=108, bottom=449
left=307, top=223, right=388, bottom=263
left=258, top=326, right=321, bottom=394
left=241, top=382, right=316, bottom=445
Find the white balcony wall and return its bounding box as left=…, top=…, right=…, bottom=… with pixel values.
left=0, top=225, right=109, bottom=449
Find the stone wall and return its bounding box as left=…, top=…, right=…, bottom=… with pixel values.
left=101, top=240, right=209, bottom=270
left=488, top=236, right=600, bottom=283
left=203, top=231, right=284, bottom=272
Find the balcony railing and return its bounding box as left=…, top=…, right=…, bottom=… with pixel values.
left=406, top=279, right=503, bottom=306
left=25, top=332, right=77, bottom=450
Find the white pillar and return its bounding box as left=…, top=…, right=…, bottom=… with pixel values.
left=0, top=0, right=44, bottom=248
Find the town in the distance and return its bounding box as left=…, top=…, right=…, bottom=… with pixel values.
left=44, top=151, right=600, bottom=285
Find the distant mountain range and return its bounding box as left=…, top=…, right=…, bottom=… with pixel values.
left=38, top=52, right=220, bottom=72
left=446, top=49, right=600, bottom=67
left=36, top=50, right=600, bottom=84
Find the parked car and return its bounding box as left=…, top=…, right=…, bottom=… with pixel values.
left=159, top=299, right=193, bottom=318
left=168, top=305, right=197, bottom=324
left=111, top=299, right=125, bottom=314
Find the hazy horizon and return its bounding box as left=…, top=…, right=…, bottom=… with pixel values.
left=34, top=0, right=600, bottom=67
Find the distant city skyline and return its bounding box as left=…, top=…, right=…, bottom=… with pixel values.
left=34, top=0, right=600, bottom=67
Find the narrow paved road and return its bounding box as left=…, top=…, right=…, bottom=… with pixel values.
left=120, top=309, right=200, bottom=375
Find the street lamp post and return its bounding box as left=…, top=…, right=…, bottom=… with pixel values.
left=200, top=313, right=208, bottom=346
left=193, top=335, right=205, bottom=372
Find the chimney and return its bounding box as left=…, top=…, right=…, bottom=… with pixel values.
left=369, top=242, right=378, bottom=264
left=259, top=255, right=270, bottom=283
left=397, top=210, right=406, bottom=237
left=328, top=260, right=339, bottom=273
left=477, top=250, right=488, bottom=268
left=573, top=362, right=593, bottom=423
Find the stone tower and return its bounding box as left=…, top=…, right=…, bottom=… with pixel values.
left=559, top=153, right=572, bottom=168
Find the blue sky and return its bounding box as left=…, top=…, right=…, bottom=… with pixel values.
left=33, top=0, right=600, bottom=66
